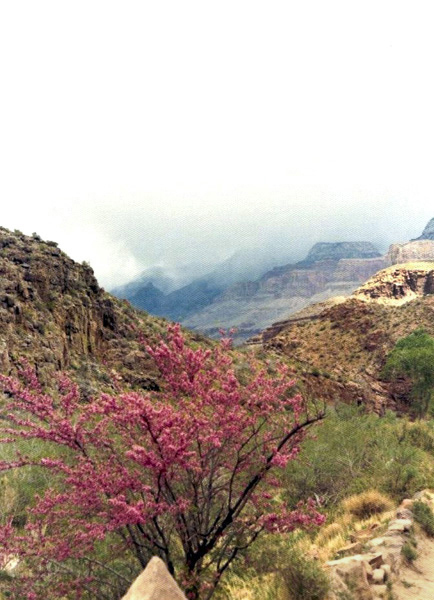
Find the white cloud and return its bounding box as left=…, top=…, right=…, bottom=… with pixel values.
left=0, top=1, right=433, bottom=286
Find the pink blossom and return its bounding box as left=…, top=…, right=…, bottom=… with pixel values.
left=0, top=323, right=325, bottom=600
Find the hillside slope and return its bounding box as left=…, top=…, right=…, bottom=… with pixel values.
left=258, top=263, right=434, bottom=413
left=0, top=227, right=200, bottom=393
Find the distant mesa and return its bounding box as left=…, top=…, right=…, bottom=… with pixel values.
left=302, top=241, right=382, bottom=265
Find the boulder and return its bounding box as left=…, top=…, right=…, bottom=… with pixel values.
left=371, top=568, right=385, bottom=584
left=386, top=519, right=412, bottom=533
left=335, top=542, right=364, bottom=558
left=121, top=557, right=187, bottom=600
left=396, top=508, right=413, bottom=520
left=382, top=564, right=391, bottom=579
left=326, top=556, right=374, bottom=600
left=372, top=584, right=388, bottom=599
left=367, top=537, right=387, bottom=549
left=366, top=536, right=404, bottom=574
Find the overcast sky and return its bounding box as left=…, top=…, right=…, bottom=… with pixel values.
left=1, top=1, right=433, bottom=288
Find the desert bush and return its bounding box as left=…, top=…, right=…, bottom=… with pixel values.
left=401, top=542, right=418, bottom=563
left=315, top=522, right=346, bottom=545
left=381, top=329, right=434, bottom=418
left=280, top=549, right=330, bottom=600
left=342, top=490, right=394, bottom=520
left=412, top=500, right=434, bottom=536
left=283, top=405, right=434, bottom=509
left=400, top=421, right=434, bottom=453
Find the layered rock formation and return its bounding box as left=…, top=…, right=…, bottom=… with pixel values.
left=183, top=244, right=386, bottom=342
left=354, top=263, right=434, bottom=305
left=386, top=240, right=434, bottom=265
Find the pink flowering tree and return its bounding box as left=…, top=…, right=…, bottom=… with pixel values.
left=0, top=325, right=325, bottom=600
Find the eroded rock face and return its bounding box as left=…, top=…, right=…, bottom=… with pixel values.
left=386, top=240, right=434, bottom=265
left=353, top=264, right=434, bottom=305
left=0, top=227, right=172, bottom=391
left=121, top=557, right=186, bottom=600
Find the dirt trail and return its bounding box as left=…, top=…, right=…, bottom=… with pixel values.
left=394, top=535, right=434, bottom=599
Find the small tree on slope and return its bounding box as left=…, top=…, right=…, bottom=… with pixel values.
left=381, top=328, right=434, bottom=418
left=0, top=325, right=325, bottom=600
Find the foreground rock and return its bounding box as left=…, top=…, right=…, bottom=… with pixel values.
left=121, top=557, right=186, bottom=600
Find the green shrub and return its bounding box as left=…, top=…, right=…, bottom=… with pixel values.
left=381, top=329, right=434, bottom=418
left=280, top=549, right=330, bottom=600
left=282, top=405, right=433, bottom=509
left=401, top=542, right=418, bottom=563
left=412, top=500, right=434, bottom=536
left=400, top=421, right=434, bottom=453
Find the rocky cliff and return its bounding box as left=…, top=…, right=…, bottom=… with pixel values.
left=0, top=227, right=198, bottom=392
left=354, top=263, right=434, bottom=305
left=386, top=240, right=434, bottom=265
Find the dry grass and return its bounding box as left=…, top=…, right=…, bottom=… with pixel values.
left=311, top=494, right=395, bottom=562
left=315, top=522, right=346, bottom=545
left=342, top=490, right=394, bottom=520
left=221, top=573, right=287, bottom=600
left=222, top=491, right=398, bottom=597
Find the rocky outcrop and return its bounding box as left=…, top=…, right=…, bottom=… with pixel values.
left=386, top=240, right=434, bottom=265
left=353, top=263, right=434, bottom=305
left=260, top=285, right=434, bottom=413
left=0, top=227, right=181, bottom=392
left=121, top=557, right=186, bottom=600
